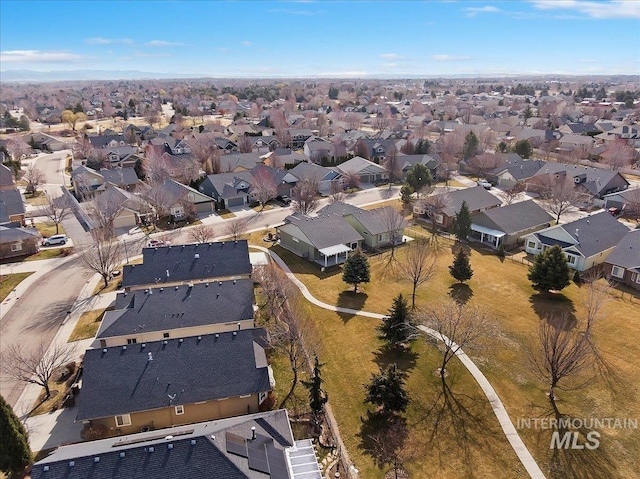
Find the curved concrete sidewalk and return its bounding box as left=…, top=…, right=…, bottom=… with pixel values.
left=250, top=244, right=546, bottom=479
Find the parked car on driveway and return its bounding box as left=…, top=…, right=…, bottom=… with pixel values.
left=42, top=234, right=68, bottom=246
left=277, top=195, right=292, bottom=206
left=148, top=239, right=171, bottom=247
left=477, top=179, right=492, bottom=189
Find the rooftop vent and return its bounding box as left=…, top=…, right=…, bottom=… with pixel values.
left=148, top=352, right=153, bottom=361
left=179, top=338, right=184, bottom=343
left=163, top=340, right=168, bottom=345
left=160, top=288, right=163, bottom=292
left=148, top=447, right=154, bottom=453
left=191, top=439, right=197, bottom=446
left=141, top=343, right=146, bottom=348
left=194, top=253, right=200, bottom=259
left=166, top=269, right=170, bottom=278
left=197, top=336, right=202, bottom=341
left=168, top=444, right=174, bottom=450
left=122, top=346, right=126, bottom=350
left=215, top=333, right=220, bottom=338
left=102, top=348, right=107, bottom=353
left=119, top=452, right=125, bottom=458
left=94, top=457, right=100, bottom=463
left=251, top=426, right=256, bottom=440
left=43, top=466, right=49, bottom=472
left=69, top=461, right=75, bottom=468
left=233, top=331, right=237, bottom=336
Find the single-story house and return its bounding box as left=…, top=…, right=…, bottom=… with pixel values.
left=250, top=164, right=299, bottom=198
left=527, top=163, right=629, bottom=200
left=603, top=188, right=640, bottom=216
left=95, top=279, right=255, bottom=347
left=31, top=409, right=322, bottom=479
left=198, top=171, right=254, bottom=209
left=489, top=158, right=546, bottom=189
left=603, top=230, right=640, bottom=290
left=0, top=164, right=16, bottom=191
left=277, top=213, right=363, bottom=267
left=470, top=200, right=554, bottom=249
left=144, top=179, right=216, bottom=217
left=0, top=188, right=26, bottom=225
left=71, top=166, right=140, bottom=201
left=413, top=185, right=502, bottom=230
left=76, top=329, right=272, bottom=436
left=0, top=224, right=41, bottom=259
left=523, top=211, right=630, bottom=271
left=122, top=240, right=252, bottom=291
left=397, top=154, right=444, bottom=182
left=288, top=162, right=341, bottom=195
left=316, top=201, right=407, bottom=250
left=334, top=156, right=388, bottom=184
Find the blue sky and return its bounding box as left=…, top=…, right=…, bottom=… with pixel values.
left=1, top=1, right=639, bottom=77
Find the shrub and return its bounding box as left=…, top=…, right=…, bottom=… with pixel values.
left=81, top=424, right=109, bottom=441
left=497, top=244, right=505, bottom=258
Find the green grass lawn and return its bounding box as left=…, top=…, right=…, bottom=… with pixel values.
left=0, top=272, right=33, bottom=301
left=34, top=221, right=65, bottom=237
left=68, top=308, right=107, bottom=342
left=270, top=239, right=640, bottom=479
left=25, top=247, right=73, bottom=261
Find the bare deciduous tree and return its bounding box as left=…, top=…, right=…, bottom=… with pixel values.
left=328, top=180, right=345, bottom=204
left=502, top=182, right=525, bottom=205
left=341, top=170, right=362, bottom=190
left=188, top=134, right=220, bottom=174
left=80, top=229, right=122, bottom=288
left=383, top=148, right=402, bottom=187
left=601, top=140, right=636, bottom=171
left=292, top=177, right=319, bottom=215
left=420, top=301, right=491, bottom=381
left=223, top=216, right=250, bottom=241
left=1, top=341, right=76, bottom=400
left=539, top=175, right=588, bottom=223
left=187, top=223, right=215, bottom=243
left=251, top=167, right=279, bottom=208
left=398, top=239, right=436, bottom=309
left=23, top=165, right=45, bottom=195
left=6, top=137, right=31, bottom=160
left=467, top=153, right=502, bottom=179
left=88, top=193, right=123, bottom=239
left=143, top=145, right=172, bottom=184
left=73, top=136, right=94, bottom=160
left=237, top=135, right=253, bottom=153
left=39, top=192, right=73, bottom=234
left=530, top=315, right=593, bottom=403
left=376, top=206, right=406, bottom=261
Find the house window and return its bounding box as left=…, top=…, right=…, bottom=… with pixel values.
left=378, top=234, right=384, bottom=242
left=350, top=242, right=358, bottom=250
left=611, top=266, right=624, bottom=279
left=566, top=254, right=577, bottom=265
left=631, top=273, right=638, bottom=283
left=259, top=391, right=267, bottom=404
left=115, top=414, right=131, bottom=427
left=171, top=207, right=184, bottom=219
left=527, top=241, right=537, bottom=250
left=126, top=338, right=137, bottom=345
left=174, top=405, right=184, bottom=415
left=163, top=332, right=170, bottom=338
left=11, top=243, right=22, bottom=252
left=435, top=214, right=443, bottom=224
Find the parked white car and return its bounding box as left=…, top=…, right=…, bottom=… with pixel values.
left=477, top=179, right=492, bottom=189
left=42, top=234, right=68, bottom=246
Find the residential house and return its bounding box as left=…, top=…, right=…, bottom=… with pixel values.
left=83, top=184, right=152, bottom=231
left=219, top=152, right=264, bottom=172
left=413, top=185, right=502, bottom=230
left=199, top=171, right=254, bottom=209
left=122, top=240, right=252, bottom=291
left=489, top=157, right=546, bottom=188
left=523, top=212, right=630, bottom=271
left=334, top=156, right=388, bottom=185
left=0, top=164, right=16, bottom=190
left=288, top=128, right=314, bottom=149
left=88, top=133, right=127, bottom=149
left=527, top=163, right=629, bottom=200
left=75, top=329, right=272, bottom=436
left=250, top=164, right=299, bottom=198
left=355, top=138, right=396, bottom=163
left=95, top=279, right=255, bottom=347
left=0, top=224, right=41, bottom=259
left=317, top=201, right=407, bottom=250
left=558, top=123, right=601, bottom=136
left=71, top=166, right=140, bottom=201
left=603, top=230, right=640, bottom=290
left=304, top=137, right=336, bottom=163
left=602, top=188, right=640, bottom=216
left=288, top=162, right=341, bottom=195
left=31, top=410, right=322, bottom=479
left=22, top=132, right=67, bottom=152
left=0, top=189, right=26, bottom=225
left=397, top=154, right=444, bottom=181
left=470, top=200, right=554, bottom=249
left=144, top=179, right=215, bottom=218
left=277, top=213, right=363, bottom=267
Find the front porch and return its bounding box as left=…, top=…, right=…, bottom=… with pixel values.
left=315, top=244, right=353, bottom=268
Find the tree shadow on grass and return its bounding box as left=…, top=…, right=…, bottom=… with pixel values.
left=412, top=374, right=511, bottom=477
left=529, top=292, right=577, bottom=327
left=336, top=290, right=368, bottom=322
left=449, top=283, right=474, bottom=305
left=373, top=343, right=419, bottom=374
left=358, top=411, right=411, bottom=473
left=527, top=400, right=619, bottom=479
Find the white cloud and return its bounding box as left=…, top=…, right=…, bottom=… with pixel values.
left=0, top=50, right=87, bottom=63
left=530, top=1, right=640, bottom=19
left=145, top=40, right=187, bottom=47
left=432, top=54, right=472, bottom=61
left=464, top=5, right=501, bottom=16
left=380, top=53, right=399, bottom=59
left=242, top=41, right=252, bottom=47
left=84, top=37, right=134, bottom=45
left=318, top=70, right=368, bottom=77
left=381, top=63, right=399, bottom=68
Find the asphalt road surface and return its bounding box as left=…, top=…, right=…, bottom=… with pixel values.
left=0, top=256, right=92, bottom=409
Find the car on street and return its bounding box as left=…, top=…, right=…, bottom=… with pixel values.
left=477, top=179, right=492, bottom=189
left=277, top=195, right=292, bottom=206
left=148, top=238, right=171, bottom=247
left=42, top=234, right=68, bottom=246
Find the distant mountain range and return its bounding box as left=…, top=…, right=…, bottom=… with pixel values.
left=0, top=70, right=202, bottom=82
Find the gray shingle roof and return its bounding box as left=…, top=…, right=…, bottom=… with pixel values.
left=97, top=280, right=255, bottom=339
left=531, top=163, right=628, bottom=197
left=471, top=200, right=553, bottom=235
left=32, top=410, right=294, bottom=479
left=533, top=212, right=630, bottom=257
left=281, top=213, right=363, bottom=249
left=0, top=189, right=25, bottom=223
left=200, top=171, right=253, bottom=200
left=99, top=167, right=139, bottom=186
left=317, top=202, right=407, bottom=236
left=0, top=164, right=15, bottom=187
left=121, top=241, right=251, bottom=289
left=604, top=230, right=640, bottom=271
left=491, top=158, right=546, bottom=181
left=76, top=328, right=271, bottom=421
left=436, top=186, right=502, bottom=217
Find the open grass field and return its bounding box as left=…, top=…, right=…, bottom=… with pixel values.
left=267, top=236, right=640, bottom=479
left=67, top=308, right=107, bottom=342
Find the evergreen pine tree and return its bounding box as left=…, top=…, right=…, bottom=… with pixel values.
left=462, top=131, right=479, bottom=159
left=453, top=200, right=472, bottom=242
left=365, top=364, right=410, bottom=415
left=0, top=394, right=31, bottom=476
left=528, top=244, right=571, bottom=292
left=302, top=356, right=328, bottom=420
left=379, top=294, right=415, bottom=345
left=449, top=250, right=473, bottom=283
left=342, top=248, right=371, bottom=292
